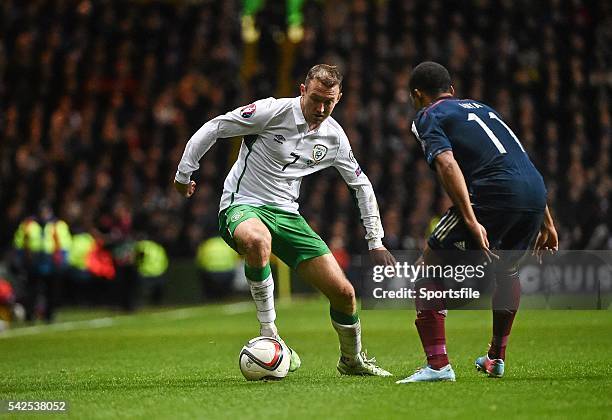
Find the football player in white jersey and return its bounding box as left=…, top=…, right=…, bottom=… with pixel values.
left=175, top=64, right=395, bottom=376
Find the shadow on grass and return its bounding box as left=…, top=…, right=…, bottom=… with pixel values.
left=3, top=374, right=361, bottom=394
left=4, top=374, right=412, bottom=395
left=5, top=370, right=608, bottom=395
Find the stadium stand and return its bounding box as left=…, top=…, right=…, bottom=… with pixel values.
left=1, top=0, right=610, bottom=267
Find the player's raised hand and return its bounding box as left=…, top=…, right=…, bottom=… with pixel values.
left=174, top=180, right=197, bottom=198
left=532, top=225, right=558, bottom=264
left=466, top=220, right=498, bottom=263
left=369, top=247, right=397, bottom=266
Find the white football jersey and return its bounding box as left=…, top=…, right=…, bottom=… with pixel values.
left=176, top=96, right=384, bottom=249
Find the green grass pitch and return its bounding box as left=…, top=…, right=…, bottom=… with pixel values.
left=1, top=298, right=611, bottom=419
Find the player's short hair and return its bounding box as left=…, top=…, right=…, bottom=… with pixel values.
left=305, top=64, right=343, bottom=90
left=409, top=61, right=451, bottom=96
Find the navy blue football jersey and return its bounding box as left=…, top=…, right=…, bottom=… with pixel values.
left=412, top=98, right=546, bottom=211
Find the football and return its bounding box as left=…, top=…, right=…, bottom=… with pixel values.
left=239, top=336, right=290, bottom=381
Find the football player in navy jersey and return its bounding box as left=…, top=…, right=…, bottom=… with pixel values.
left=397, top=62, right=558, bottom=383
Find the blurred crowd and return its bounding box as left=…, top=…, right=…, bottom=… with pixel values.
left=289, top=0, right=612, bottom=253
left=1, top=0, right=611, bottom=274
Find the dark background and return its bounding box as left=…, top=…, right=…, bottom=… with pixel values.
left=1, top=0, right=610, bottom=261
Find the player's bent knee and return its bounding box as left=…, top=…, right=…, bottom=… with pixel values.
left=244, top=231, right=271, bottom=252
left=234, top=222, right=271, bottom=261
left=242, top=234, right=271, bottom=262
left=333, top=284, right=356, bottom=313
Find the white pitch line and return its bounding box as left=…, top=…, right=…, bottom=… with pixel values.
left=0, top=302, right=256, bottom=339
left=0, top=317, right=115, bottom=339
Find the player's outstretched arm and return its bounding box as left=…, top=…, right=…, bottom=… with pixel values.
left=174, top=98, right=277, bottom=196
left=434, top=150, right=497, bottom=261
left=533, top=205, right=558, bottom=263
left=332, top=135, right=396, bottom=266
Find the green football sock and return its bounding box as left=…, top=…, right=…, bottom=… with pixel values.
left=244, top=263, right=271, bottom=282
left=330, top=307, right=362, bottom=359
